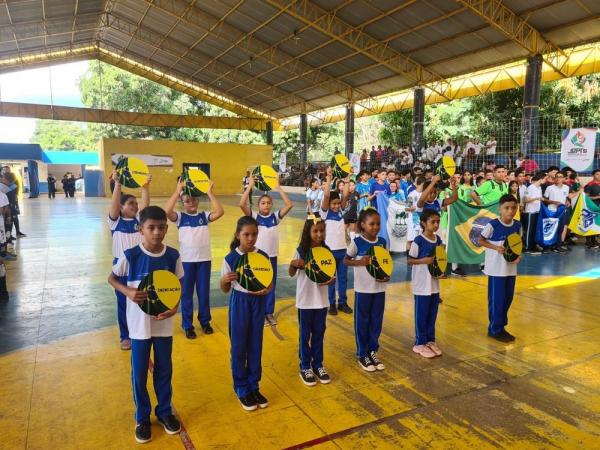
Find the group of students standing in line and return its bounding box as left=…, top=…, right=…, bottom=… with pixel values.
left=0, top=166, right=26, bottom=302
left=105, top=160, right=533, bottom=444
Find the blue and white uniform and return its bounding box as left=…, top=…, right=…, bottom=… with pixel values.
left=176, top=210, right=212, bottom=330
left=409, top=234, right=443, bottom=345
left=356, top=182, right=370, bottom=211
left=112, top=244, right=184, bottom=423
left=480, top=218, right=522, bottom=336
left=108, top=214, right=142, bottom=341
left=346, top=235, right=388, bottom=358
left=221, top=248, right=270, bottom=399
left=293, top=247, right=328, bottom=371
left=252, top=210, right=282, bottom=315
left=320, top=208, right=348, bottom=307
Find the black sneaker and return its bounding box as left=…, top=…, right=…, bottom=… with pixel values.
left=157, top=414, right=181, bottom=435
left=239, top=394, right=258, bottom=411
left=500, top=330, right=516, bottom=341
left=328, top=304, right=337, bottom=316
left=135, top=420, right=152, bottom=444
left=358, top=356, right=376, bottom=372
left=252, top=390, right=269, bottom=408
left=369, top=351, right=385, bottom=370
left=185, top=328, right=197, bottom=339
left=300, top=369, right=318, bottom=386
left=201, top=323, right=214, bottom=335
left=487, top=331, right=513, bottom=343
left=314, top=366, right=331, bottom=384
left=338, top=303, right=353, bottom=314
left=452, top=267, right=466, bottom=277
left=16, top=232, right=26, bottom=238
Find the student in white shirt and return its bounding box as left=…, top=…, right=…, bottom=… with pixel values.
left=344, top=208, right=390, bottom=373
left=543, top=171, right=578, bottom=251
left=240, top=175, right=293, bottom=326
left=164, top=179, right=224, bottom=338
left=408, top=209, right=445, bottom=359
left=321, top=168, right=352, bottom=315
left=523, top=173, right=544, bottom=253
left=478, top=195, right=522, bottom=342
left=306, top=179, right=323, bottom=214
left=289, top=216, right=336, bottom=386
left=108, top=170, right=151, bottom=350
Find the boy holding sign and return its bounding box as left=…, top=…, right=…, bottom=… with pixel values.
left=108, top=206, right=184, bottom=444
left=478, top=194, right=522, bottom=342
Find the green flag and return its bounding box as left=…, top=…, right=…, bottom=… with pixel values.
left=447, top=200, right=500, bottom=264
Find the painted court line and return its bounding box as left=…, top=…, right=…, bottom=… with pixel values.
left=149, top=359, right=197, bottom=449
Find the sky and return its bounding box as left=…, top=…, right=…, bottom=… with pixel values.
left=0, top=61, right=88, bottom=144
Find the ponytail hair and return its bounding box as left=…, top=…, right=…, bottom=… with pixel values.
left=357, top=207, right=380, bottom=233
left=230, top=216, right=258, bottom=251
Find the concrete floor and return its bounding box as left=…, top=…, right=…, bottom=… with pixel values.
left=1, top=195, right=599, bottom=449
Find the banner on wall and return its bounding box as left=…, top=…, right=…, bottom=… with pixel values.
left=110, top=154, right=173, bottom=167
left=387, top=198, right=407, bottom=253
left=560, top=128, right=597, bottom=172
left=349, top=153, right=361, bottom=175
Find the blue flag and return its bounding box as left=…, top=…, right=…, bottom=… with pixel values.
left=376, top=193, right=390, bottom=247
left=536, top=203, right=566, bottom=246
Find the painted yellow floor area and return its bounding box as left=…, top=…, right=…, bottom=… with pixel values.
left=2, top=274, right=599, bottom=449
left=1, top=196, right=599, bottom=449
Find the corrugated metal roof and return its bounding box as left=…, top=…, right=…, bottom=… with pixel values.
left=0, top=0, right=598, bottom=120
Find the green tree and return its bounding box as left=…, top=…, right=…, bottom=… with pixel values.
left=30, top=120, right=99, bottom=150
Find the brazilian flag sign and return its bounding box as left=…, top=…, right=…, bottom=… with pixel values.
left=447, top=200, right=500, bottom=264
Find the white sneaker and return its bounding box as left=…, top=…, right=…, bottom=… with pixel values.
left=412, top=344, right=436, bottom=358
left=426, top=342, right=442, bottom=356
left=369, top=351, right=385, bottom=370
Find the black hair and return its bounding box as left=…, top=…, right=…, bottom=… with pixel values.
left=357, top=170, right=369, bottom=178
left=531, top=172, right=545, bottom=182
left=494, top=164, right=506, bottom=171
left=329, top=191, right=341, bottom=202
left=556, top=170, right=567, bottom=178
left=419, top=209, right=440, bottom=229
left=514, top=168, right=525, bottom=176
left=120, top=193, right=135, bottom=206
left=229, top=216, right=258, bottom=251
left=461, top=171, right=473, bottom=186
left=415, top=175, right=426, bottom=186
left=476, top=176, right=485, bottom=186
left=547, top=165, right=560, bottom=172
left=401, top=169, right=411, bottom=176
left=386, top=169, right=396, bottom=175
left=139, top=206, right=167, bottom=225
left=484, top=169, right=493, bottom=174
left=592, top=169, right=600, bottom=175
left=508, top=180, right=520, bottom=202
left=298, top=218, right=328, bottom=257
left=357, top=208, right=380, bottom=233
left=258, top=193, right=272, bottom=203
left=499, top=194, right=518, bottom=206
left=424, top=168, right=434, bottom=174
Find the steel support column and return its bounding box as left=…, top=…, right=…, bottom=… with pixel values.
left=345, top=103, right=354, bottom=157
left=300, top=113, right=308, bottom=163
left=266, top=121, right=273, bottom=145
left=521, top=54, right=543, bottom=154
left=412, top=87, right=425, bottom=154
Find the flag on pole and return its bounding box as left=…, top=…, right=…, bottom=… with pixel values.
left=376, top=193, right=390, bottom=249
left=569, top=192, right=600, bottom=236
left=536, top=204, right=566, bottom=246
left=447, top=200, right=499, bottom=264
left=386, top=198, right=407, bottom=252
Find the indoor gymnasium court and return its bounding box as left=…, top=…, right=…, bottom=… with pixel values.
left=1, top=193, right=598, bottom=449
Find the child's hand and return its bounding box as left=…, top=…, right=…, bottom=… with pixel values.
left=254, top=283, right=273, bottom=296
left=432, top=174, right=441, bottom=183
left=153, top=307, right=178, bottom=321
left=319, top=276, right=336, bottom=286
left=207, top=180, right=214, bottom=193
left=380, top=276, right=391, bottom=282
left=112, top=170, right=121, bottom=185
left=496, top=245, right=505, bottom=255
left=325, top=167, right=332, bottom=179
left=143, top=175, right=152, bottom=187
left=358, top=256, right=371, bottom=266
left=509, top=256, right=522, bottom=264
left=422, top=256, right=435, bottom=265
left=248, top=175, right=255, bottom=188
left=176, top=180, right=185, bottom=192
left=127, top=288, right=148, bottom=304
left=291, top=259, right=305, bottom=269
left=221, top=272, right=238, bottom=283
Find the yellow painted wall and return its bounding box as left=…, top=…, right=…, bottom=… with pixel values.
left=99, top=138, right=272, bottom=197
